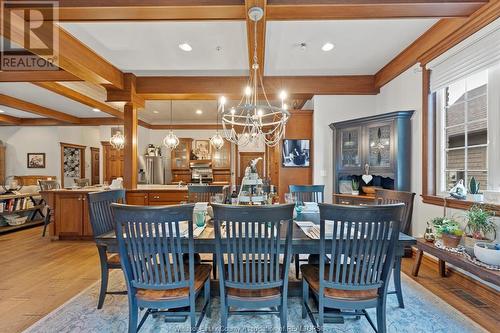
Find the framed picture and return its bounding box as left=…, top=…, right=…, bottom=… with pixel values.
left=193, top=140, right=211, bottom=160
left=27, top=153, right=46, bottom=168
left=282, top=139, right=310, bottom=167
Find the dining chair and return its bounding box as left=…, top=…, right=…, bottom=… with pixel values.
left=38, top=180, right=61, bottom=237
left=112, top=203, right=211, bottom=333
left=289, top=184, right=325, bottom=279
left=187, top=185, right=225, bottom=203
left=87, top=189, right=126, bottom=309
left=301, top=203, right=404, bottom=333
left=212, top=203, right=295, bottom=333
left=375, top=188, right=415, bottom=309
left=188, top=184, right=225, bottom=278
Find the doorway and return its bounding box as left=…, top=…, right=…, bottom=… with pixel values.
left=101, top=141, right=124, bottom=184
left=60, top=142, right=86, bottom=188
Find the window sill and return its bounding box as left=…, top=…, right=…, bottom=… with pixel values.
left=421, top=195, right=500, bottom=215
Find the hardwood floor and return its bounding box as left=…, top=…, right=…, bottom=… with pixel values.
left=0, top=226, right=498, bottom=332
left=0, top=226, right=100, bottom=333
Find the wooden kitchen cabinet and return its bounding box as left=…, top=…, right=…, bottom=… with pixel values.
left=126, top=192, right=148, bottom=205
left=52, top=192, right=92, bottom=239
left=148, top=191, right=187, bottom=205
left=212, top=142, right=231, bottom=169
left=171, top=138, right=192, bottom=170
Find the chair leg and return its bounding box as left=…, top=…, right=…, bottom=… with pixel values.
left=42, top=209, right=51, bottom=237
left=128, top=298, right=138, bottom=333
left=97, top=247, right=109, bottom=309
left=302, top=279, right=309, bottom=319
left=281, top=291, right=288, bottom=332
left=394, top=257, right=405, bottom=309
left=220, top=303, right=228, bottom=332
left=204, top=278, right=211, bottom=318
left=212, top=254, right=217, bottom=279
left=376, top=298, right=387, bottom=333
left=295, top=254, right=300, bottom=279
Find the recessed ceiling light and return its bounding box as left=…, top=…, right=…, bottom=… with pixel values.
left=196, top=109, right=203, bottom=115
left=178, top=43, right=192, bottom=52
left=92, top=108, right=100, bottom=112
left=153, top=110, right=159, bottom=114
left=321, top=42, right=334, bottom=52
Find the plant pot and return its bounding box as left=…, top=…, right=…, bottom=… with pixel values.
left=466, top=193, right=484, bottom=202
left=474, top=242, right=500, bottom=266
left=441, top=233, right=462, bottom=248
left=351, top=190, right=359, bottom=196
left=463, top=235, right=493, bottom=248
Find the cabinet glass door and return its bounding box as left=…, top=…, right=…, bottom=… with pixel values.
left=173, top=140, right=189, bottom=169
left=340, top=128, right=361, bottom=168
left=212, top=142, right=230, bottom=169
left=368, top=124, right=392, bottom=168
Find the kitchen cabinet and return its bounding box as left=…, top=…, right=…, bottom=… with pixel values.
left=212, top=142, right=231, bottom=169
left=171, top=138, right=192, bottom=170
left=330, top=111, right=414, bottom=193
left=126, top=192, right=148, bottom=205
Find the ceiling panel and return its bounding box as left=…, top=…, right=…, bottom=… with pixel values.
left=0, top=105, right=44, bottom=118
left=265, top=19, right=438, bottom=76
left=60, top=21, right=249, bottom=76
left=0, top=83, right=110, bottom=118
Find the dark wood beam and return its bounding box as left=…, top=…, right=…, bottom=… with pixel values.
left=418, top=0, right=500, bottom=64
left=148, top=124, right=219, bottom=130
left=374, top=18, right=466, bottom=89
left=245, top=1, right=267, bottom=76
left=33, top=82, right=124, bottom=119
left=105, top=73, right=145, bottom=109
left=0, top=113, right=22, bottom=125
left=0, top=70, right=81, bottom=82
left=0, top=94, right=81, bottom=123
left=136, top=75, right=378, bottom=99
left=123, top=102, right=138, bottom=189
left=1, top=10, right=124, bottom=88
left=267, top=1, right=488, bottom=20
left=17, top=117, right=151, bottom=127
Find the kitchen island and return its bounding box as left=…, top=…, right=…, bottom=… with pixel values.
left=41, top=185, right=188, bottom=240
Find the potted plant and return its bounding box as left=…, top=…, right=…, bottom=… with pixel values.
left=351, top=179, right=359, bottom=196
left=433, top=218, right=464, bottom=248
left=464, top=205, right=496, bottom=248
left=467, top=177, right=484, bottom=202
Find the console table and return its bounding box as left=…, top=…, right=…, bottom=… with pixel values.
left=412, top=238, right=500, bottom=287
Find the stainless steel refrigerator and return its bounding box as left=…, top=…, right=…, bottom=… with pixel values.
left=138, top=155, right=171, bottom=184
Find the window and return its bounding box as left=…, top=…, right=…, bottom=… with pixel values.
left=438, top=70, right=488, bottom=192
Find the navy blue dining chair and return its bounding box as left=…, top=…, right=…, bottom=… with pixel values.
left=112, top=203, right=211, bottom=333
left=301, top=203, right=404, bottom=333
left=87, top=189, right=126, bottom=309
left=375, top=188, right=415, bottom=309
left=289, top=184, right=325, bottom=279
left=212, top=203, right=295, bottom=333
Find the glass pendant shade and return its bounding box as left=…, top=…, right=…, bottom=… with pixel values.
left=163, top=130, right=179, bottom=149
left=210, top=132, right=224, bottom=150
left=109, top=131, right=125, bottom=150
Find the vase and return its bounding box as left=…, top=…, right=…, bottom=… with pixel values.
left=441, top=233, right=462, bottom=248
left=467, top=194, right=484, bottom=202
left=351, top=190, right=359, bottom=196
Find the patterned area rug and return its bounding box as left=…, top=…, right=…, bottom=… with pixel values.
left=25, top=271, right=485, bottom=333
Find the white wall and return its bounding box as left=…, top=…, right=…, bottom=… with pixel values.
left=312, top=95, right=376, bottom=203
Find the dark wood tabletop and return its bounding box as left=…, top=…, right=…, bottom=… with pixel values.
left=96, top=221, right=416, bottom=257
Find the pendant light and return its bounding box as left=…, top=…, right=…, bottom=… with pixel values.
left=109, top=127, right=125, bottom=150
left=210, top=98, right=225, bottom=150
left=163, top=100, right=179, bottom=149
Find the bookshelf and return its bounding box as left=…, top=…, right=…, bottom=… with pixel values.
left=0, top=192, right=45, bottom=234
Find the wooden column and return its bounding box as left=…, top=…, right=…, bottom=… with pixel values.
left=123, top=102, right=138, bottom=189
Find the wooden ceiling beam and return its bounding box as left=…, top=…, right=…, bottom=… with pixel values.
left=374, top=18, right=466, bottom=89
left=1, top=11, right=124, bottom=88
left=0, top=113, right=22, bottom=125
left=266, top=1, right=488, bottom=20
left=0, top=94, right=81, bottom=123
left=0, top=70, right=81, bottom=82
left=33, top=82, right=124, bottom=119
left=105, top=73, right=145, bottom=109
left=9, top=117, right=151, bottom=127
left=136, top=75, right=378, bottom=99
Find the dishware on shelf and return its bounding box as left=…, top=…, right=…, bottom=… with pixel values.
left=474, top=242, right=500, bottom=266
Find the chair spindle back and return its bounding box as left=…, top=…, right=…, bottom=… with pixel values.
left=188, top=185, right=225, bottom=203
left=87, top=190, right=125, bottom=237
left=289, top=185, right=325, bottom=204
left=375, top=189, right=415, bottom=234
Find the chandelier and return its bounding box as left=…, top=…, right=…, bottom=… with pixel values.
left=163, top=100, right=180, bottom=149
left=220, top=7, right=289, bottom=147
left=109, top=128, right=125, bottom=150
left=210, top=99, right=225, bottom=150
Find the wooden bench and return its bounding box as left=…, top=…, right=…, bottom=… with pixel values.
left=412, top=238, right=500, bottom=287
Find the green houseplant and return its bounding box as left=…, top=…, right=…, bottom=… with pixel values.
left=467, top=177, right=484, bottom=202
left=464, top=205, right=496, bottom=247
left=351, top=179, right=360, bottom=196
left=433, top=218, right=464, bottom=248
